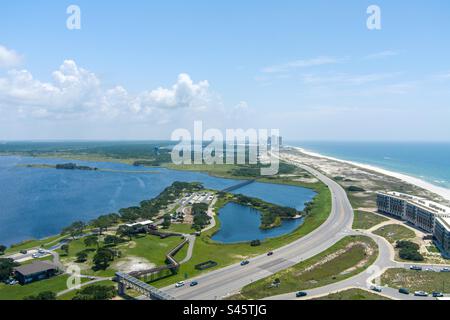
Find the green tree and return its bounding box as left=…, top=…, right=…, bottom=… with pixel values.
left=72, top=285, right=116, bottom=300
left=0, top=245, right=6, bottom=255
left=93, top=248, right=115, bottom=270
left=61, top=244, right=70, bottom=256
left=116, top=225, right=134, bottom=241
left=104, top=235, right=122, bottom=246
left=62, top=221, right=86, bottom=239
left=23, top=291, right=57, bottom=300
left=75, top=251, right=88, bottom=263
left=0, top=258, right=19, bottom=281
left=84, top=235, right=99, bottom=249
left=162, top=214, right=172, bottom=229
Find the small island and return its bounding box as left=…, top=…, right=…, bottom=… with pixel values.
left=25, top=163, right=98, bottom=171
left=55, top=163, right=98, bottom=171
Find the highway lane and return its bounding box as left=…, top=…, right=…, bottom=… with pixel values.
left=162, top=160, right=355, bottom=300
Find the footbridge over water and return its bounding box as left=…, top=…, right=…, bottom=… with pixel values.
left=222, top=179, right=255, bottom=193
left=116, top=272, right=175, bottom=300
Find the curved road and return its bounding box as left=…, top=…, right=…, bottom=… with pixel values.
left=162, top=160, right=355, bottom=300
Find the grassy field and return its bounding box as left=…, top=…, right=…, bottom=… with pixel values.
left=57, top=234, right=185, bottom=278
left=231, top=235, right=378, bottom=300
left=381, top=268, right=450, bottom=293
left=5, top=234, right=68, bottom=254
left=312, top=288, right=391, bottom=300
left=0, top=275, right=70, bottom=300
left=151, top=181, right=332, bottom=288
left=373, top=224, right=416, bottom=244
left=166, top=223, right=195, bottom=234
left=352, top=211, right=388, bottom=230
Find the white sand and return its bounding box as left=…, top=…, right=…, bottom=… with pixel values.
left=291, top=147, right=450, bottom=202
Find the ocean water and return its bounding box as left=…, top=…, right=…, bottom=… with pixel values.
left=288, top=141, right=450, bottom=189
left=0, top=156, right=315, bottom=246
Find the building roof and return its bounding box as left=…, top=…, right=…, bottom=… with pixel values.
left=14, top=261, right=57, bottom=276
left=124, top=220, right=154, bottom=228
left=378, top=191, right=450, bottom=230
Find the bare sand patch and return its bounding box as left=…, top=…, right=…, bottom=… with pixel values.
left=114, top=256, right=155, bottom=273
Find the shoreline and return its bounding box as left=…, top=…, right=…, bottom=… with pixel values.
left=290, top=146, right=450, bottom=202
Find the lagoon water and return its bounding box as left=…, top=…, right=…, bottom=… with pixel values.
left=0, top=156, right=315, bottom=246
left=211, top=203, right=304, bottom=243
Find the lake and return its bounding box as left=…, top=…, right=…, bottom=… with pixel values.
left=211, top=203, right=305, bottom=243
left=0, top=156, right=316, bottom=246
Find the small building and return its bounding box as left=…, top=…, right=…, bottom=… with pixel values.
left=14, top=261, right=58, bottom=285
left=124, top=220, right=154, bottom=228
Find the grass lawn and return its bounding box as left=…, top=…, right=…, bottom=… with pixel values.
left=427, top=244, right=440, bottom=254
left=381, top=268, right=450, bottom=293
left=231, top=235, right=378, bottom=300
left=352, top=211, right=388, bottom=230
left=57, top=234, right=185, bottom=277
left=5, top=234, right=68, bottom=254
left=166, top=223, right=195, bottom=234
left=312, top=288, right=391, bottom=300
left=0, top=275, right=70, bottom=300
left=373, top=224, right=416, bottom=244
left=151, top=181, right=332, bottom=288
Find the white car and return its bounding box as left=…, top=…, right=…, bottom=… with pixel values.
left=370, top=285, right=382, bottom=292
left=175, top=281, right=185, bottom=288
left=32, top=253, right=40, bottom=258
left=414, top=291, right=429, bottom=297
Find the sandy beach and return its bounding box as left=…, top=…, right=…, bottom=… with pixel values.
left=292, top=147, right=450, bottom=203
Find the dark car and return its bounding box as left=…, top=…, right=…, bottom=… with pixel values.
left=399, top=288, right=410, bottom=295
left=432, top=292, right=444, bottom=297
left=410, top=266, right=422, bottom=271
left=296, top=291, right=307, bottom=298
left=240, top=260, right=250, bottom=266
left=190, top=281, right=199, bottom=287
left=267, top=252, right=274, bottom=256
left=20, top=250, right=27, bottom=254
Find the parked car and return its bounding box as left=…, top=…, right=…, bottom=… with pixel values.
left=399, top=288, right=410, bottom=295
left=267, top=252, right=274, bottom=256
left=414, top=291, right=429, bottom=297
left=441, top=268, right=450, bottom=272
left=296, top=291, right=307, bottom=298
left=370, top=286, right=382, bottom=293
left=190, top=281, right=199, bottom=287
left=175, top=281, right=185, bottom=288
left=5, top=279, right=18, bottom=286
left=38, top=249, right=47, bottom=254
left=32, top=253, right=40, bottom=258
left=432, top=292, right=444, bottom=297
left=20, top=250, right=27, bottom=254
left=410, top=266, right=422, bottom=271
left=240, top=260, right=250, bottom=266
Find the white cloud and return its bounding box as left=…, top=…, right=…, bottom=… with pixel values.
left=0, top=45, right=22, bottom=68
left=0, top=60, right=213, bottom=120
left=139, top=73, right=210, bottom=110
left=261, top=56, right=340, bottom=74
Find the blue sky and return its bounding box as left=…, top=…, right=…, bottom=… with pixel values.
left=0, top=0, right=450, bottom=140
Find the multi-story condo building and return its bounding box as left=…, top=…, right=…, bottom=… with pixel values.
left=376, top=191, right=450, bottom=257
